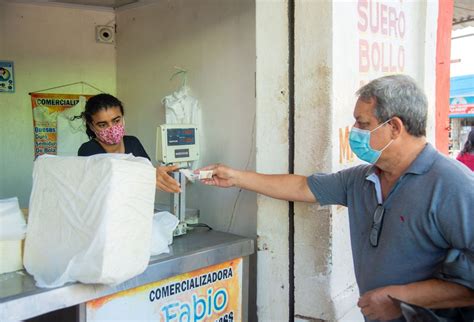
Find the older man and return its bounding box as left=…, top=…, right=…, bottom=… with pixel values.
left=200, top=75, right=474, bottom=321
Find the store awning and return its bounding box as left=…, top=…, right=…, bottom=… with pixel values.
left=450, top=75, right=474, bottom=118
left=453, top=0, right=474, bottom=30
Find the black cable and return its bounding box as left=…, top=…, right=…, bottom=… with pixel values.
left=226, top=113, right=256, bottom=232
left=288, top=0, right=296, bottom=320
left=187, top=223, right=213, bottom=231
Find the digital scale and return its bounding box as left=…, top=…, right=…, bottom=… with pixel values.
left=156, top=124, right=200, bottom=236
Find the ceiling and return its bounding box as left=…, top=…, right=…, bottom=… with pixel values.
left=4, top=0, right=474, bottom=28
left=56, top=0, right=138, bottom=7
left=4, top=0, right=140, bottom=9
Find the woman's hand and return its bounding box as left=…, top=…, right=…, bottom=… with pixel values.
left=156, top=165, right=181, bottom=193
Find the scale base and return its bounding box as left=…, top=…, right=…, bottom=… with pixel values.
left=173, top=221, right=188, bottom=236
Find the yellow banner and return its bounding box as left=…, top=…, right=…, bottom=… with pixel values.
left=31, top=93, right=91, bottom=158
left=87, top=258, right=242, bottom=322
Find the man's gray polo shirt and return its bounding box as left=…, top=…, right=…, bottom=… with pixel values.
left=307, top=144, right=474, bottom=301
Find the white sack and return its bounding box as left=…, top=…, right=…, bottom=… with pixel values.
left=24, top=154, right=156, bottom=288
left=0, top=197, right=26, bottom=240
left=150, top=211, right=179, bottom=256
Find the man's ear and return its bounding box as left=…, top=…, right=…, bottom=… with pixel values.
left=388, top=117, right=403, bottom=139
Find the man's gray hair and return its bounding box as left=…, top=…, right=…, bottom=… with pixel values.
left=356, top=75, right=428, bottom=137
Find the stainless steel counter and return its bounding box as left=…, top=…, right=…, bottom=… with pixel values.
left=0, top=230, right=254, bottom=321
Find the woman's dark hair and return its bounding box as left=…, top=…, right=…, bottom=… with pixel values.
left=460, top=128, right=474, bottom=155
left=83, top=94, right=124, bottom=139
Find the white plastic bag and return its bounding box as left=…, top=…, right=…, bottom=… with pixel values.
left=150, top=211, right=179, bottom=256
left=24, top=154, right=156, bottom=288
left=162, top=84, right=202, bottom=168
left=0, top=197, right=26, bottom=274
left=162, top=86, right=200, bottom=125
left=0, top=197, right=26, bottom=241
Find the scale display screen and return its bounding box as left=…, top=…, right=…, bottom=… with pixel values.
left=156, top=124, right=199, bottom=163
left=167, top=128, right=195, bottom=146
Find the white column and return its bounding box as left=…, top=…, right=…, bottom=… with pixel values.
left=256, top=0, right=290, bottom=320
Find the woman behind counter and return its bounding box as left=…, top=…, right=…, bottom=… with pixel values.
left=78, top=93, right=181, bottom=192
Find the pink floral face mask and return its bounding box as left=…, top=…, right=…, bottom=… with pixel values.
left=95, top=123, right=125, bottom=145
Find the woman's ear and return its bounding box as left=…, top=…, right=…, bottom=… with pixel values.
left=388, top=117, right=403, bottom=139
left=88, top=122, right=96, bottom=134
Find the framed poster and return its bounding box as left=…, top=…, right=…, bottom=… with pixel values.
left=0, top=61, right=15, bottom=93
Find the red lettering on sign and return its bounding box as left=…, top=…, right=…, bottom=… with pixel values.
left=357, top=0, right=405, bottom=38
left=359, top=39, right=405, bottom=73
left=358, top=0, right=368, bottom=32
left=371, top=42, right=381, bottom=71
left=359, top=39, right=370, bottom=72
left=388, top=7, right=397, bottom=37
left=398, top=11, right=406, bottom=38
left=380, top=4, right=388, bottom=35
left=398, top=46, right=405, bottom=72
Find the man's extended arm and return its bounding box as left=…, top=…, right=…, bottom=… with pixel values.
left=395, top=278, right=474, bottom=308
left=199, top=164, right=316, bottom=203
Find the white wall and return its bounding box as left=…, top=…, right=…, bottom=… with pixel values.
left=292, top=0, right=439, bottom=320
left=115, top=0, right=256, bottom=234
left=294, top=0, right=335, bottom=319
left=115, top=0, right=257, bottom=319
left=451, top=26, right=474, bottom=77
left=255, top=0, right=290, bottom=320
left=0, top=2, right=116, bottom=207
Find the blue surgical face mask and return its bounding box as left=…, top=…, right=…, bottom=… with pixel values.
left=349, top=119, right=393, bottom=164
